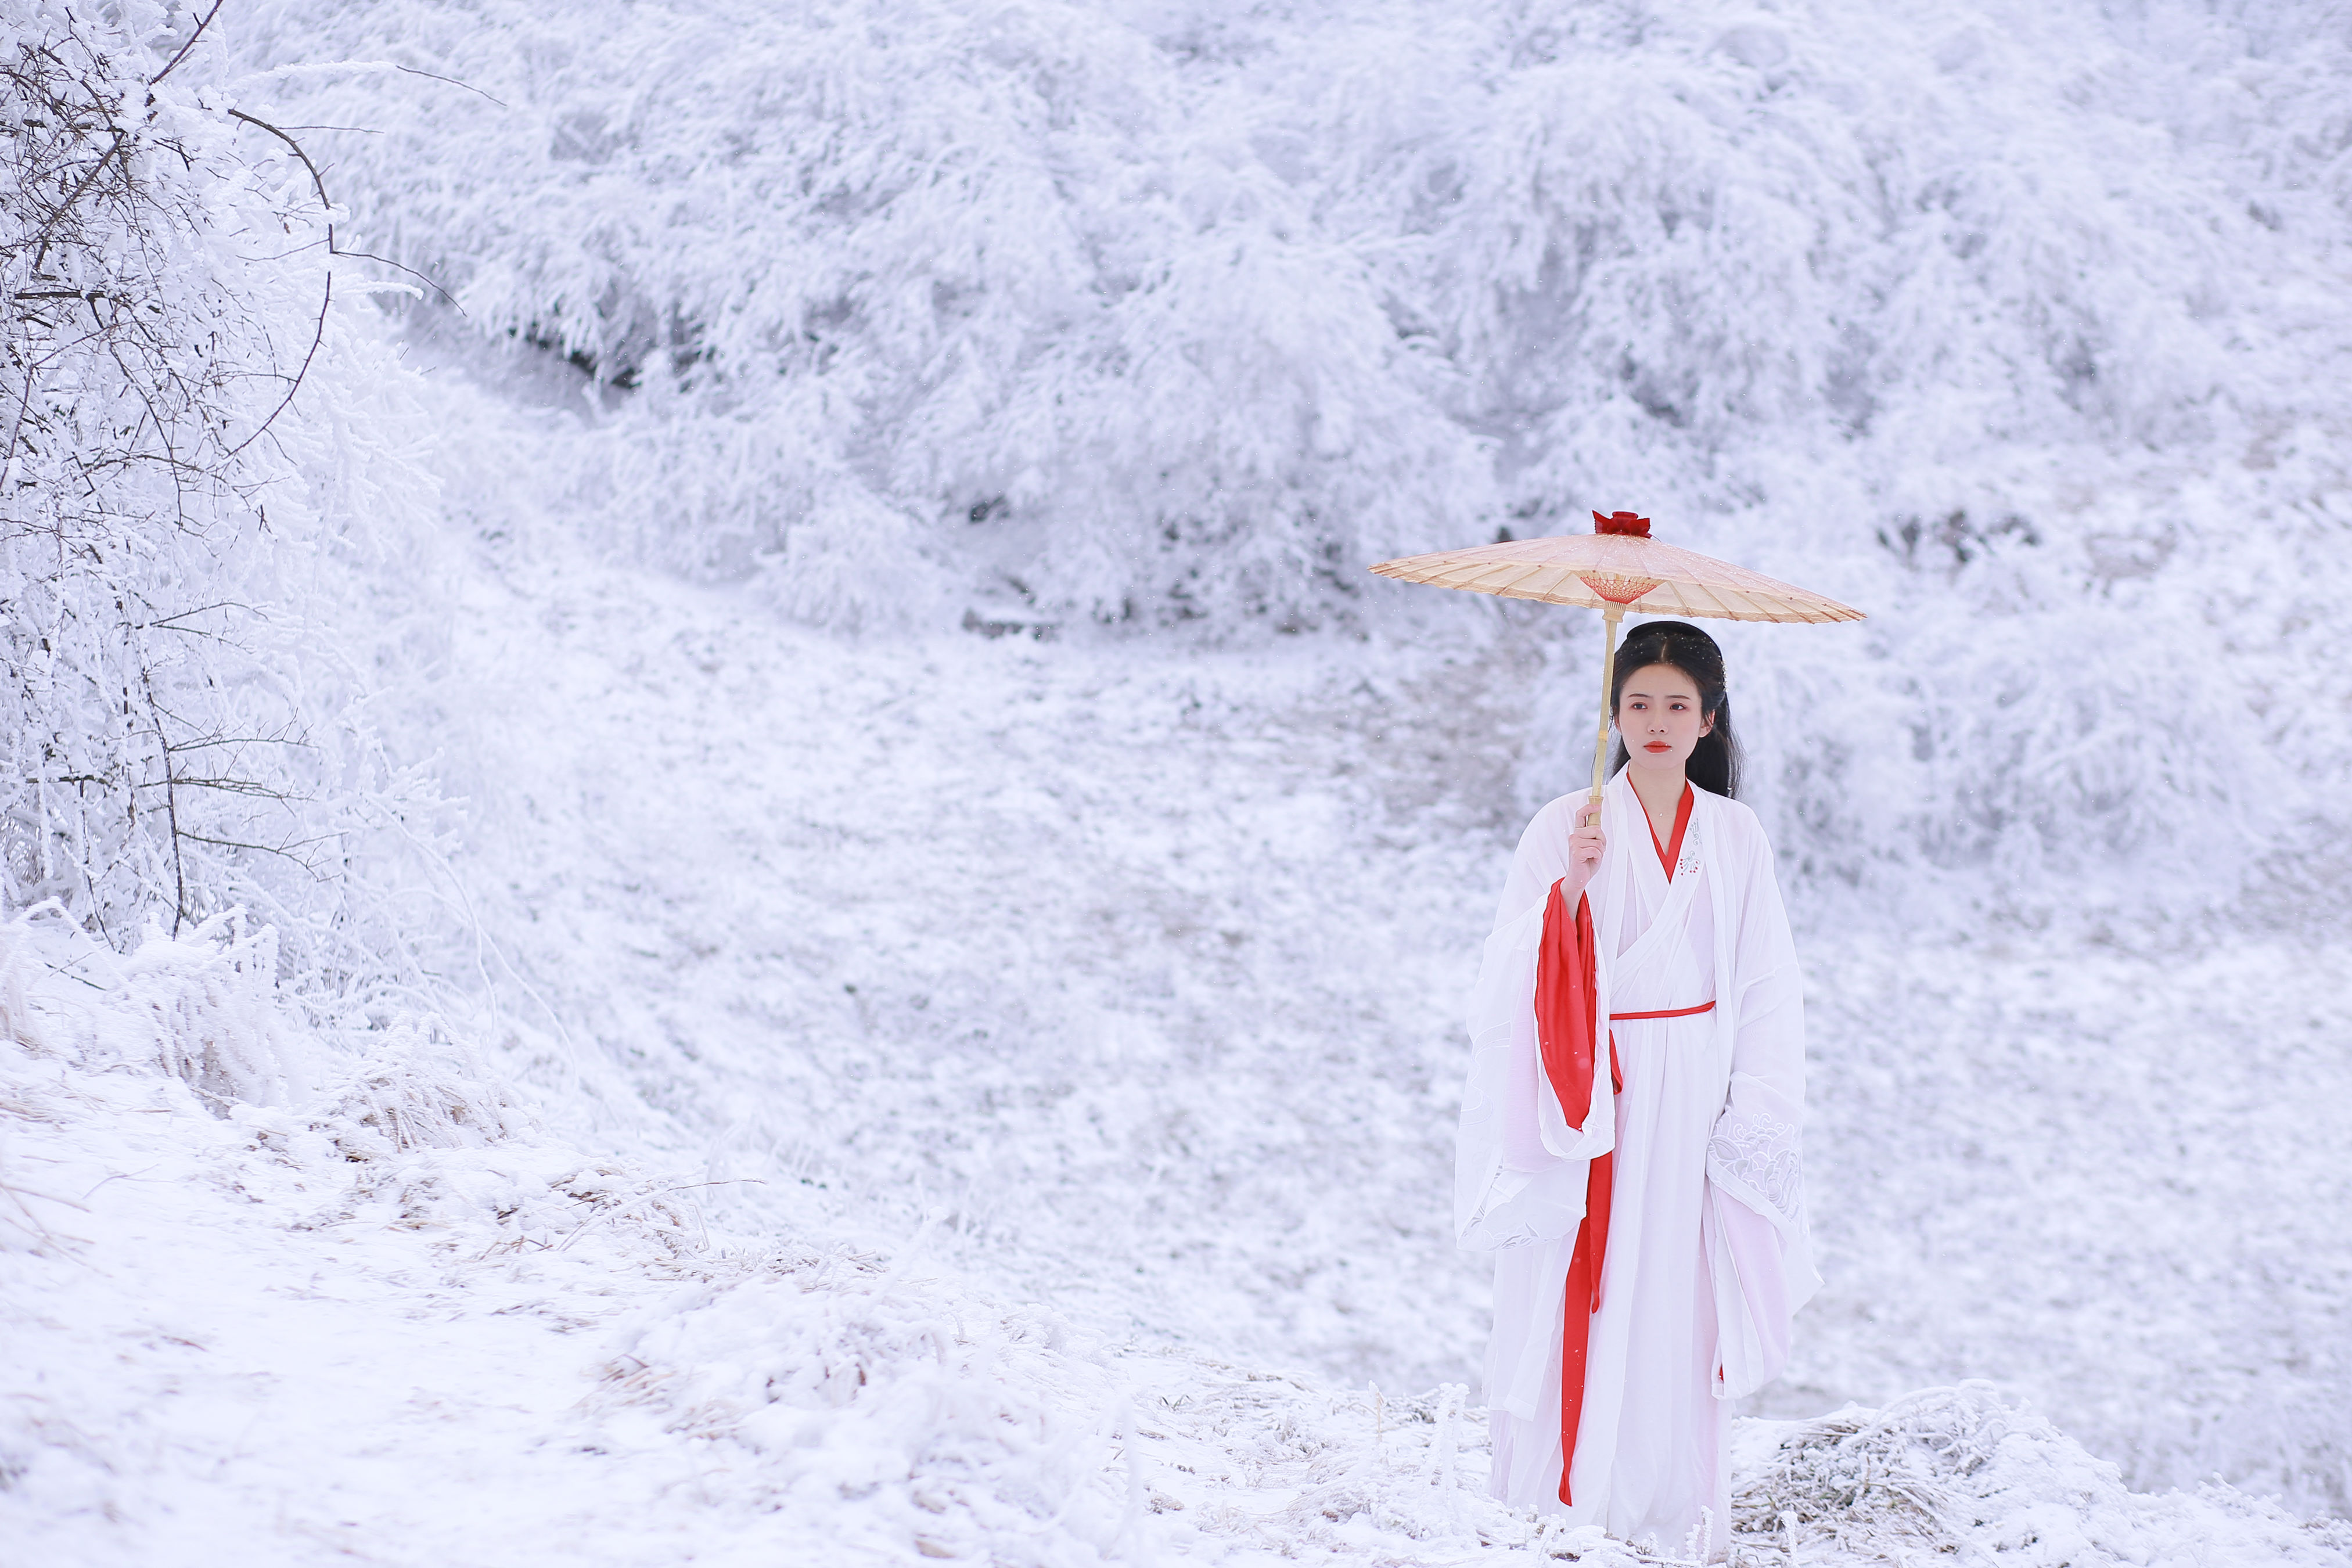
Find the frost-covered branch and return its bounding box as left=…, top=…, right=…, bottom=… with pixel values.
left=0, top=5, right=450, bottom=1012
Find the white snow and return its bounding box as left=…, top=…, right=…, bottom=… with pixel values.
left=9, top=909, right=2350, bottom=1565
left=6, top=0, right=2352, bottom=1561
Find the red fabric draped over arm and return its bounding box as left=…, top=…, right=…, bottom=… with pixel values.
left=1534, top=878, right=1616, bottom=1506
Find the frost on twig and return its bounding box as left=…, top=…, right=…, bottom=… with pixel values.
left=2, top=17, right=319, bottom=938
left=0, top=7, right=451, bottom=1019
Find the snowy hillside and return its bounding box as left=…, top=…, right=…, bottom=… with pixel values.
left=6, top=0, right=2352, bottom=1562
left=232, top=0, right=2352, bottom=927
left=8, top=912, right=2350, bottom=1566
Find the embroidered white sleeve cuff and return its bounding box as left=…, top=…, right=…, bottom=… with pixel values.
left=1706, top=1103, right=1803, bottom=1231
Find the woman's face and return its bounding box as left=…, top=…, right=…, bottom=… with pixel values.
left=1616, top=662, right=1714, bottom=776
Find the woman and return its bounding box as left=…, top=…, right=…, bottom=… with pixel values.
left=1454, top=620, right=1816, bottom=1556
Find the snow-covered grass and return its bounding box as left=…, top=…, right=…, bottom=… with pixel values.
left=1732, top=1389, right=2352, bottom=1568
left=8, top=910, right=2349, bottom=1566
left=1798, top=941, right=2352, bottom=1515
left=1, top=910, right=1160, bottom=1567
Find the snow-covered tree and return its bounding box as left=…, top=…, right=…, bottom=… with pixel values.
left=1, top=0, right=444, bottom=1009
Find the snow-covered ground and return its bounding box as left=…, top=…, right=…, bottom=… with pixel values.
left=8, top=907, right=2349, bottom=1566
left=433, top=461, right=2352, bottom=1506
left=10, top=328, right=2351, bottom=1562
left=10, top=0, right=2352, bottom=1559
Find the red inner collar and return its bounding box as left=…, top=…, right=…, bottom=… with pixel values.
left=1639, top=782, right=1695, bottom=881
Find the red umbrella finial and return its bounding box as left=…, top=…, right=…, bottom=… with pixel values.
left=1593, top=510, right=1651, bottom=538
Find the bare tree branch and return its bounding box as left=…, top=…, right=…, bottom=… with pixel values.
left=146, top=1, right=226, bottom=88
left=394, top=63, right=506, bottom=108
left=226, top=109, right=331, bottom=226
left=223, top=272, right=328, bottom=460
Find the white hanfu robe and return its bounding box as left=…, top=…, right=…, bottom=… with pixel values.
left=1455, top=771, right=1818, bottom=1555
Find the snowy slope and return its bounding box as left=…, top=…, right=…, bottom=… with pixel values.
left=373, top=321, right=2352, bottom=1517
left=8, top=912, right=2349, bottom=1567
left=6, top=292, right=2350, bottom=1563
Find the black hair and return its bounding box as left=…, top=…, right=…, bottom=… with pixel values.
left=1607, top=619, right=1743, bottom=799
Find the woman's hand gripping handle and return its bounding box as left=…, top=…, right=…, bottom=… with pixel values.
left=1560, top=799, right=1605, bottom=905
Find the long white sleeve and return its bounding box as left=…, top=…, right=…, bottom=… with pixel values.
left=1455, top=796, right=1615, bottom=1251
left=1711, top=828, right=1808, bottom=1229
left=1704, top=815, right=1819, bottom=1396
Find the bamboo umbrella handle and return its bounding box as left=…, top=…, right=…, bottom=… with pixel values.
left=1588, top=603, right=1625, bottom=825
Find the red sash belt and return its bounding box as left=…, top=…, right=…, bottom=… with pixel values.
left=1609, top=999, right=1716, bottom=1021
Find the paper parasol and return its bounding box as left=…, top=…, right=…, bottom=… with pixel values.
left=1370, top=510, right=1864, bottom=813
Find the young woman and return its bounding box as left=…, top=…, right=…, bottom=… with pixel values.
left=1454, top=620, right=1816, bottom=1556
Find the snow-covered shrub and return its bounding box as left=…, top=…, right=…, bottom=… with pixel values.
left=0, top=1, right=450, bottom=1004
left=305, top=1019, right=517, bottom=1157
left=0, top=901, right=508, bottom=1131
left=228, top=0, right=1491, bottom=636
left=1732, top=1386, right=2352, bottom=1567
left=229, top=0, right=2352, bottom=926
left=112, top=912, right=307, bottom=1112
left=0, top=901, right=305, bottom=1108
